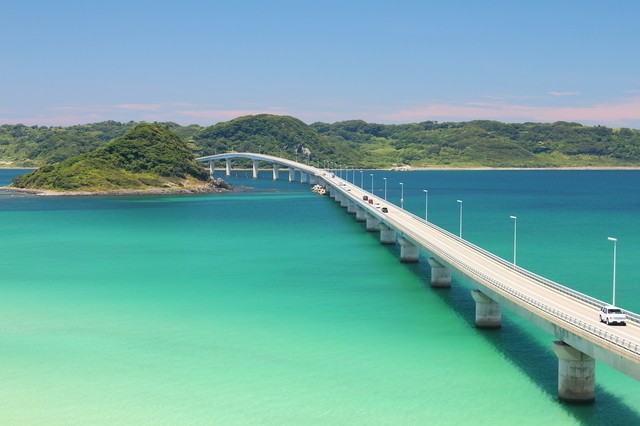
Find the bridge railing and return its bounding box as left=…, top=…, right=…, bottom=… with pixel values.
left=394, top=207, right=640, bottom=325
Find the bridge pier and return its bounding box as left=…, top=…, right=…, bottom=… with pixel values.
left=552, top=341, right=596, bottom=403
left=399, top=237, right=419, bottom=263
left=365, top=213, right=380, bottom=231
left=340, top=195, right=349, bottom=208
left=355, top=207, right=366, bottom=222
left=427, top=257, right=451, bottom=288
left=300, top=172, right=308, bottom=183
left=209, top=161, right=214, bottom=177
left=379, top=224, right=396, bottom=245
left=471, top=290, right=501, bottom=328
left=225, top=159, right=232, bottom=176
left=347, top=201, right=357, bottom=214
left=289, top=168, right=295, bottom=182
left=252, top=160, right=258, bottom=178
left=309, top=175, right=318, bottom=185
left=272, top=164, right=280, bottom=180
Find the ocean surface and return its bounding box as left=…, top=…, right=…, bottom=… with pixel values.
left=0, top=168, right=639, bottom=425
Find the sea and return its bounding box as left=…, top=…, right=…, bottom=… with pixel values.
left=0, top=167, right=639, bottom=425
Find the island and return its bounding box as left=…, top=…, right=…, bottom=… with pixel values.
left=4, top=123, right=230, bottom=196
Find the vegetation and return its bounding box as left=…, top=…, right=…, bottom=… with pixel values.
left=3, top=115, right=640, bottom=172
left=12, top=123, right=209, bottom=192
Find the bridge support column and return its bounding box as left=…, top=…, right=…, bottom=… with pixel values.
left=427, top=258, right=451, bottom=288
left=225, top=159, right=232, bottom=176
left=471, top=290, right=501, bottom=328
left=289, top=169, right=295, bottom=182
left=365, top=213, right=380, bottom=232
left=552, top=341, right=595, bottom=403
left=340, top=196, right=349, bottom=207
left=309, top=175, right=318, bottom=185
left=209, top=161, right=214, bottom=177
left=347, top=201, right=357, bottom=214
left=399, top=237, right=419, bottom=263
left=379, top=224, right=396, bottom=245
left=252, top=160, right=259, bottom=178
left=355, top=207, right=366, bottom=222
left=300, top=172, right=308, bottom=183
left=272, top=164, right=280, bottom=180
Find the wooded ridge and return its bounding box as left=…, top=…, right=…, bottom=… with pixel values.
left=2, top=115, right=640, bottom=169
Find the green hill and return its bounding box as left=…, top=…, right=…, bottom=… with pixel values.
left=11, top=123, right=210, bottom=192
left=193, top=114, right=362, bottom=166
left=3, top=115, right=640, bottom=170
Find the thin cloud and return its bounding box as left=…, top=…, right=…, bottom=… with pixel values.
left=116, top=103, right=163, bottom=111
left=177, top=109, right=289, bottom=122
left=547, top=91, right=581, bottom=97
left=0, top=113, right=105, bottom=126
left=378, top=96, right=640, bottom=127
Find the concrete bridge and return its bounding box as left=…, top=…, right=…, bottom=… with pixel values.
left=196, top=152, right=319, bottom=184
left=197, top=153, right=640, bottom=403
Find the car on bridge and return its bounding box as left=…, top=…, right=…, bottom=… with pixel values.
left=599, top=305, right=627, bottom=325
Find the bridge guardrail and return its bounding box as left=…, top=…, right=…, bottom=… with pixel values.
left=422, top=230, right=640, bottom=356
left=398, top=208, right=640, bottom=325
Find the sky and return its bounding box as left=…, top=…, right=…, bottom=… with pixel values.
left=2, top=0, right=640, bottom=128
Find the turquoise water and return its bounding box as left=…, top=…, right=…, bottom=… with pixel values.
left=0, top=168, right=639, bottom=425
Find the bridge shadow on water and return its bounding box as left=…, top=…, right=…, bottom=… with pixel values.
left=355, top=221, right=640, bottom=425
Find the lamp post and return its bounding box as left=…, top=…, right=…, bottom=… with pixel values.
left=370, top=174, right=374, bottom=194
left=383, top=178, right=387, bottom=201
left=400, top=183, right=404, bottom=209
left=510, top=216, right=517, bottom=265
left=608, top=237, right=618, bottom=306
left=457, top=200, right=463, bottom=238
left=360, top=170, right=363, bottom=188
left=423, top=190, right=428, bottom=222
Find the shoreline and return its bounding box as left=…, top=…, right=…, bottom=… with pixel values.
left=0, top=183, right=244, bottom=197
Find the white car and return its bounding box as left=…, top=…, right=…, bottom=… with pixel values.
left=599, top=305, right=627, bottom=325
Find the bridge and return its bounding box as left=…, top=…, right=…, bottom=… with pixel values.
left=197, top=153, right=640, bottom=403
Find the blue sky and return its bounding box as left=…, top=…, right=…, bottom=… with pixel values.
left=2, top=0, right=640, bottom=128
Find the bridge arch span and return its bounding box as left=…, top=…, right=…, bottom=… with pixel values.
left=196, top=152, right=320, bottom=182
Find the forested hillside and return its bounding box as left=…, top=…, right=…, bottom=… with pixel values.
left=12, top=123, right=209, bottom=192
left=2, top=115, right=640, bottom=169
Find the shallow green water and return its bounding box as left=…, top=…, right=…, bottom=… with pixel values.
left=0, top=169, right=638, bottom=425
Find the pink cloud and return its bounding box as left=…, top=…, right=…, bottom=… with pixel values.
left=378, top=97, right=640, bottom=127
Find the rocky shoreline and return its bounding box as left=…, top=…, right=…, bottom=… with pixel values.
left=0, top=178, right=243, bottom=197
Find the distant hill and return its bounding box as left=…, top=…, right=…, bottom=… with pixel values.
left=2, top=115, right=640, bottom=169
left=193, top=114, right=362, bottom=166
left=11, top=123, right=211, bottom=193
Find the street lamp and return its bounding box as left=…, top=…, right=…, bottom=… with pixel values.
left=370, top=173, right=374, bottom=194
left=510, top=216, right=517, bottom=265
left=457, top=200, right=463, bottom=238
left=608, top=236, right=618, bottom=306
left=400, top=183, right=404, bottom=209
left=383, top=178, right=387, bottom=201
left=423, top=190, right=428, bottom=222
